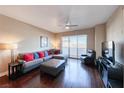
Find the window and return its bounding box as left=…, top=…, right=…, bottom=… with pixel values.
left=62, top=35, right=87, bottom=58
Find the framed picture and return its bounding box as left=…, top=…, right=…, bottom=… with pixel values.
left=40, top=36, right=48, bottom=48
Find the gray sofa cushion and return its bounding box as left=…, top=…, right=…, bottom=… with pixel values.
left=43, top=55, right=53, bottom=61
left=23, top=58, right=43, bottom=69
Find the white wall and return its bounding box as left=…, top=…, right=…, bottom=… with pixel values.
left=95, top=24, right=106, bottom=58
left=106, top=6, right=124, bottom=64
left=0, top=14, right=55, bottom=76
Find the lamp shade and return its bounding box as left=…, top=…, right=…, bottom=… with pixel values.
left=0, top=43, right=17, bottom=50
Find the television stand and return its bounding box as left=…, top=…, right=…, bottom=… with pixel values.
left=96, top=57, right=109, bottom=87
left=107, top=62, right=123, bottom=88
left=96, top=57, right=123, bottom=88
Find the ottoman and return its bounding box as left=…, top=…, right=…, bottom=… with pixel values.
left=40, top=59, right=66, bottom=76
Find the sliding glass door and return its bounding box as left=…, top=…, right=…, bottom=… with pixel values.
left=77, top=35, right=87, bottom=58
left=62, top=36, right=69, bottom=56
left=69, top=36, right=78, bottom=58
left=62, top=35, right=87, bottom=59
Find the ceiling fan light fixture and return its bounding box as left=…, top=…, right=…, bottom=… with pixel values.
left=65, top=26, right=70, bottom=29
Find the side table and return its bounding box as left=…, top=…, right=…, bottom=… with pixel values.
left=8, top=62, right=23, bottom=80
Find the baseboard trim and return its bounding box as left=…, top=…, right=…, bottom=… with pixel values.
left=0, top=71, right=8, bottom=77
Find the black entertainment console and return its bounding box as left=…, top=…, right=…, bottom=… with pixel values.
left=96, top=57, right=123, bottom=88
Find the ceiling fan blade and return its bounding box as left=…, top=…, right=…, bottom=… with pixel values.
left=65, top=24, right=78, bottom=27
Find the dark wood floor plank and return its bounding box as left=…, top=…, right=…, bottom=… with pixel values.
left=0, top=59, right=104, bottom=88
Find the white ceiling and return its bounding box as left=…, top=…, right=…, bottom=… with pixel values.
left=0, top=5, right=118, bottom=33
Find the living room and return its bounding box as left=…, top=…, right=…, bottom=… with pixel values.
left=0, top=3, right=123, bottom=90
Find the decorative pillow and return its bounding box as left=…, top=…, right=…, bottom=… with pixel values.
left=44, top=51, right=49, bottom=57
left=23, top=53, right=34, bottom=62
left=54, top=50, right=60, bottom=55
left=33, top=52, right=39, bottom=59
left=38, top=51, right=44, bottom=58
left=48, top=50, right=52, bottom=55
left=44, top=55, right=53, bottom=61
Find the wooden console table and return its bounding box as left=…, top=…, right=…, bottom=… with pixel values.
left=8, top=62, right=23, bottom=80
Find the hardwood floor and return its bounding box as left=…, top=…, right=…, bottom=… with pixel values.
left=0, top=59, right=104, bottom=88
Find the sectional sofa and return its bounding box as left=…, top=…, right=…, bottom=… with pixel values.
left=17, top=49, right=67, bottom=73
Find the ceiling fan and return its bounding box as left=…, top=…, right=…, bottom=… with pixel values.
left=59, top=16, right=78, bottom=30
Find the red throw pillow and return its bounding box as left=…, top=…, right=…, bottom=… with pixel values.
left=23, top=53, right=34, bottom=62
left=54, top=50, right=60, bottom=55
left=38, top=51, right=44, bottom=58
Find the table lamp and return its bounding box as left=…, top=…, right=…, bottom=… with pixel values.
left=0, top=43, right=18, bottom=63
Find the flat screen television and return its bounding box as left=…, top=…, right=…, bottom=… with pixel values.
left=102, top=41, right=115, bottom=65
